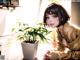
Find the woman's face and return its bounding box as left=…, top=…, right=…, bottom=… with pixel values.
left=46, top=14, right=59, bottom=28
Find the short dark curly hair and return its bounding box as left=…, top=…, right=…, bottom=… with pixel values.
left=43, top=3, right=70, bottom=26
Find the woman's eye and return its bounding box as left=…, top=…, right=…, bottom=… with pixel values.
left=46, top=17, right=49, bottom=19
left=52, top=14, right=57, bottom=17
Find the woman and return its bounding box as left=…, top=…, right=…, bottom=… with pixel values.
left=43, top=3, right=80, bottom=60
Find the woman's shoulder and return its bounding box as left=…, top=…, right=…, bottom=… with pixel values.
left=63, top=21, right=80, bottom=41
left=64, top=21, right=80, bottom=31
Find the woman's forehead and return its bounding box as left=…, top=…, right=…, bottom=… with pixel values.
left=46, top=13, right=57, bottom=17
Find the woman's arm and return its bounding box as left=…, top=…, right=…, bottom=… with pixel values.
left=61, top=50, right=80, bottom=60
left=61, top=24, right=80, bottom=59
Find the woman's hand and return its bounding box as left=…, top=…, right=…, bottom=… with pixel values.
left=44, top=48, right=70, bottom=60
left=44, top=51, right=59, bottom=60
left=44, top=51, right=51, bottom=60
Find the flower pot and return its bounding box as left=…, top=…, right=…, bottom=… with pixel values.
left=21, top=40, right=38, bottom=60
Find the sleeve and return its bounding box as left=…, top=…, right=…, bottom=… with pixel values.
left=69, top=29, right=80, bottom=50
left=62, top=23, right=80, bottom=50
left=61, top=50, right=80, bottom=60
left=61, top=27, right=80, bottom=60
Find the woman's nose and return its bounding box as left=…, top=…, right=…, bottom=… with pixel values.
left=48, top=19, right=53, bottom=22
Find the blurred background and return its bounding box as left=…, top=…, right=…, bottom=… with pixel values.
left=71, top=0, right=80, bottom=27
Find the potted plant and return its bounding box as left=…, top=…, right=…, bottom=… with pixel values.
left=12, top=22, right=50, bottom=60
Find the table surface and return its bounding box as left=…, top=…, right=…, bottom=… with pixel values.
left=1, top=42, right=51, bottom=60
